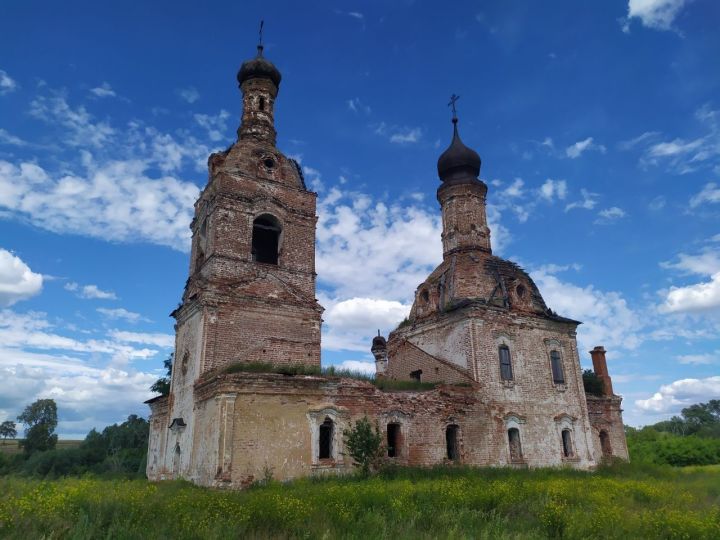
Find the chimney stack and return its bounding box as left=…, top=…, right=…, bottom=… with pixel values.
left=590, top=346, right=614, bottom=396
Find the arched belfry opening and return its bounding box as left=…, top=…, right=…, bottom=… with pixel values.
left=251, top=214, right=281, bottom=264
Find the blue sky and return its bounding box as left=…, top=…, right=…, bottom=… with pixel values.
left=1, top=0, right=718, bottom=437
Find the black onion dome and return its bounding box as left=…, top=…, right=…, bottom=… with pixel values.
left=238, top=45, right=282, bottom=88
left=437, top=119, right=481, bottom=183
left=371, top=335, right=387, bottom=349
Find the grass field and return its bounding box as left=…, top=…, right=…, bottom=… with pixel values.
left=0, top=440, right=81, bottom=455
left=1, top=463, right=719, bottom=539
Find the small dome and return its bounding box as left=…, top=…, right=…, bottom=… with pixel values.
left=437, top=119, right=481, bottom=184
left=371, top=335, right=387, bottom=349
left=238, top=46, right=282, bottom=88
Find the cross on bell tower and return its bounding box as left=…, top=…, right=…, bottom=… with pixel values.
left=448, top=94, right=460, bottom=120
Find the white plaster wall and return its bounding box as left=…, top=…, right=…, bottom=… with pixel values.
left=406, top=319, right=471, bottom=369
left=163, top=309, right=205, bottom=479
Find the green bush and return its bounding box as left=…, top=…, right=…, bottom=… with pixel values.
left=343, top=416, right=384, bottom=475
left=627, top=428, right=720, bottom=466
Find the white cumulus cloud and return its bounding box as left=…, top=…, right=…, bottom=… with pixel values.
left=65, top=282, right=117, bottom=300
left=635, top=376, right=720, bottom=414
left=660, top=272, right=720, bottom=313
left=660, top=248, right=720, bottom=313
left=0, top=249, right=43, bottom=307
left=0, top=158, right=198, bottom=252
left=531, top=266, right=644, bottom=354
left=623, top=0, right=688, bottom=32
left=0, top=69, right=18, bottom=95
left=539, top=179, right=567, bottom=202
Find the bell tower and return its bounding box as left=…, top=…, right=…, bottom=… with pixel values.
left=172, top=40, right=323, bottom=383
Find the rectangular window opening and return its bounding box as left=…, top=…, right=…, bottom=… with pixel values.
left=446, top=425, right=459, bottom=461
left=551, top=351, right=565, bottom=384
left=499, top=346, right=513, bottom=381
left=319, top=419, right=333, bottom=460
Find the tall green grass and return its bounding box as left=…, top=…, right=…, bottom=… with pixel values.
left=1, top=464, right=719, bottom=539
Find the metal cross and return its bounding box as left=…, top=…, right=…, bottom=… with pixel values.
left=259, top=20, right=264, bottom=46
left=448, top=94, right=460, bottom=118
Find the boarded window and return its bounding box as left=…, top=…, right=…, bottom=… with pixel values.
left=600, top=430, right=612, bottom=457
left=499, top=345, right=513, bottom=381
left=562, top=429, right=574, bottom=458
left=446, top=424, right=459, bottom=461
left=550, top=350, right=565, bottom=384
left=508, top=428, right=522, bottom=461
left=319, top=418, right=333, bottom=459
left=387, top=423, right=401, bottom=458
left=251, top=214, right=281, bottom=265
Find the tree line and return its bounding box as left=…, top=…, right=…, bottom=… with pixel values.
left=625, top=400, right=720, bottom=466
left=0, top=398, right=149, bottom=478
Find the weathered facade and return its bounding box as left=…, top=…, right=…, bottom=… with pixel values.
left=146, top=44, right=628, bottom=488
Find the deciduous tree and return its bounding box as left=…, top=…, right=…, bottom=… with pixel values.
left=150, top=353, right=173, bottom=396
left=17, top=399, right=58, bottom=455
left=0, top=420, right=17, bottom=443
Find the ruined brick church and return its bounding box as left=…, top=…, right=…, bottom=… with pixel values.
left=146, top=42, right=628, bottom=487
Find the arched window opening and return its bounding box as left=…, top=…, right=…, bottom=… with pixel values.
left=319, top=417, right=334, bottom=460
left=259, top=96, right=266, bottom=111
left=508, top=428, right=522, bottom=461
left=499, top=345, right=513, bottom=381
left=251, top=214, right=281, bottom=265
left=446, top=424, right=459, bottom=461
left=420, top=289, right=429, bottom=303
left=387, top=423, right=401, bottom=458
left=550, top=350, right=565, bottom=384
left=600, top=430, right=612, bottom=457
left=561, top=429, right=574, bottom=458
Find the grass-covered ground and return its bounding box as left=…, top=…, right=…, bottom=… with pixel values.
left=1, top=464, right=719, bottom=539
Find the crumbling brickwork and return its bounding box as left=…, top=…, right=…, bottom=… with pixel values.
left=146, top=44, right=628, bottom=487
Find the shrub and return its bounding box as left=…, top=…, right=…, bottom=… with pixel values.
left=343, top=416, right=384, bottom=475
left=582, top=369, right=604, bottom=396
